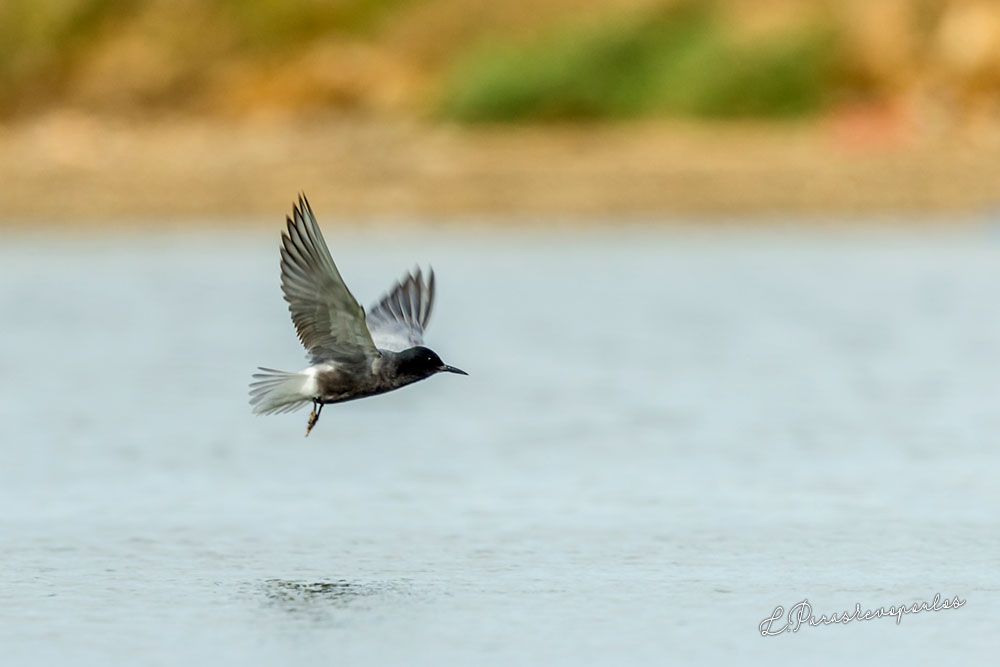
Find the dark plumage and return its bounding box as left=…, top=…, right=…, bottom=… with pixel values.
left=250, top=195, right=466, bottom=436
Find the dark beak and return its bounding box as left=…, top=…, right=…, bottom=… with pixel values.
left=440, top=365, right=468, bottom=376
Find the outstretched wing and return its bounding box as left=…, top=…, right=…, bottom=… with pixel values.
left=366, top=267, right=436, bottom=352
left=280, top=194, right=379, bottom=363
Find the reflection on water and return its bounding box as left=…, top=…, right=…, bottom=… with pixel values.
left=258, top=579, right=409, bottom=620
left=1, top=227, right=999, bottom=664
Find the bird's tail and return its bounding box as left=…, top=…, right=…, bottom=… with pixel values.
left=249, top=368, right=312, bottom=415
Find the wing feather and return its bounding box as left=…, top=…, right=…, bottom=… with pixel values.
left=366, top=267, right=436, bottom=352
left=279, top=194, right=378, bottom=363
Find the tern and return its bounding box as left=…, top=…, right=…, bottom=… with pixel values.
left=250, top=195, right=467, bottom=436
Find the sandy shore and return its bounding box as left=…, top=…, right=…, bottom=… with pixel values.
left=2, top=113, right=999, bottom=225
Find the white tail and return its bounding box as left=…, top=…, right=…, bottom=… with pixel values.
left=249, top=368, right=313, bottom=415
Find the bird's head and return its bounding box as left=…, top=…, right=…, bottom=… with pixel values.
left=397, top=346, right=468, bottom=379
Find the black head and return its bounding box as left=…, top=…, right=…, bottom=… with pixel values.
left=396, top=346, right=468, bottom=378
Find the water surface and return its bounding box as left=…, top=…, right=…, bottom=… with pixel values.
left=1, top=225, right=998, bottom=664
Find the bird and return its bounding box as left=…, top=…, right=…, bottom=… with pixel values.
left=249, top=194, right=467, bottom=436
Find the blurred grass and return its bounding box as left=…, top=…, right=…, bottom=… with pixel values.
left=219, top=0, right=410, bottom=50
left=0, top=0, right=408, bottom=114
left=0, top=0, right=132, bottom=108
left=439, top=2, right=837, bottom=122
left=0, top=0, right=998, bottom=125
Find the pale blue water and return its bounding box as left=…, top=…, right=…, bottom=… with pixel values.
left=1, top=225, right=998, bottom=664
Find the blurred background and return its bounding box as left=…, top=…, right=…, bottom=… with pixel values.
left=2, top=0, right=1000, bottom=220
left=3, top=2, right=1000, bottom=665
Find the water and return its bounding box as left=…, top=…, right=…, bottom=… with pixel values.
left=1, top=225, right=998, bottom=664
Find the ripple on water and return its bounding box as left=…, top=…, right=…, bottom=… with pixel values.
left=250, top=578, right=415, bottom=624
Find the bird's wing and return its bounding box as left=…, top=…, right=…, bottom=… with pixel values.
left=280, top=194, right=379, bottom=363
left=365, top=267, right=436, bottom=352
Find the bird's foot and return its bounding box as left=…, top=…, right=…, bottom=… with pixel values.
left=305, top=400, right=323, bottom=437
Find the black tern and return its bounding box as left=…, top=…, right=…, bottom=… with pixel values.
left=250, top=195, right=467, bottom=436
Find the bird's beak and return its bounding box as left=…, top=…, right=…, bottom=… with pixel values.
left=440, top=365, right=468, bottom=375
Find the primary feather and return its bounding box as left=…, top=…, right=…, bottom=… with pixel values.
left=279, top=195, right=379, bottom=364
left=366, top=267, right=436, bottom=352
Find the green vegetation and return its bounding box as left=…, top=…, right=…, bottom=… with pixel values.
left=0, top=0, right=131, bottom=108
left=219, top=0, right=411, bottom=51
left=0, top=0, right=409, bottom=114
left=0, top=0, right=949, bottom=123
left=439, top=3, right=838, bottom=122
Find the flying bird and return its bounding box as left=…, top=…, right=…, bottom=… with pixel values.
left=250, top=195, right=467, bottom=436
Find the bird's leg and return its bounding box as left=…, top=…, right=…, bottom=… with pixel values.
left=305, top=400, right=322, bottom=437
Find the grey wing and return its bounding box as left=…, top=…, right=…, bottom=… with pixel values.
left=280, top=194, right=379, bottom=363
left=366, top=267, right=436, bottom=352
